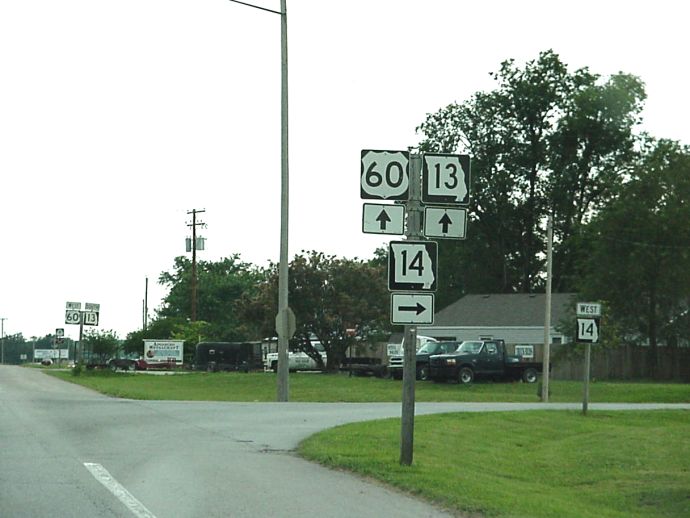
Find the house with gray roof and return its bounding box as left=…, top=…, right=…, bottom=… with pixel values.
left=418, top=293, right=576, bottom=361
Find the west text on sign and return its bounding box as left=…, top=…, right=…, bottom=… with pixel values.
left=577, top=302, right=601, bottom=317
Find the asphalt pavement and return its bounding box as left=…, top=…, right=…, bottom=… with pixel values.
left=1, top=365, right=688, bottom=518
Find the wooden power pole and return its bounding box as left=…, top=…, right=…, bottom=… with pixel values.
left=187, top=209, right=206, bottom=322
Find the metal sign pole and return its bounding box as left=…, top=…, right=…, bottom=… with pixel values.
left=583, top=342, right=591, bottom=415
left=400, top=153, right=422, bottom=466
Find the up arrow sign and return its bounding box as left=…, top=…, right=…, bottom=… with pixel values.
left=362, top=203, right=405, bottom=235
left=439, top=213, right=453, bottom=234
left=424, top=207, right=467, bottom=240
left=376, top=208, right=392, bottom=230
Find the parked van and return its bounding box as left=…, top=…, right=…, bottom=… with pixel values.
left=194, top=342, right=262, bottom=372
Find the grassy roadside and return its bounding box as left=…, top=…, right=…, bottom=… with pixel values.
left=45, top=370, right=690, bottom=403
left=299, top=410, right=690, bottom=518
left=43, top=368, right=689, bottom=516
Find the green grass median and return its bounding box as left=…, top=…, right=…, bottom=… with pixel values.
left=299, top=410, right=690, bottom=518
left=46, top=370, right=690, bottom=403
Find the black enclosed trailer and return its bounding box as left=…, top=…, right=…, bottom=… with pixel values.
left=194, top=342, right=262, bottom=372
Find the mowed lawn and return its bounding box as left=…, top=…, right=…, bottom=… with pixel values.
left=46, top=369, right=690, bottom=403
left=299, top=411, right=690, bottom=518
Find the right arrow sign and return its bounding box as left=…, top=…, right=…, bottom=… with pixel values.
left=424, top=207, right=467, bottom=239
left=391, top=293, right=435, bottom=325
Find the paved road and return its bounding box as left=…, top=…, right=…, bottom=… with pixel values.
left=2, top=365, right=688, bottom=518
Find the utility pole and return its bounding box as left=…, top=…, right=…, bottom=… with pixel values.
left=542, top=214, right=553, bottom=402
left=1, top=317, right=6, bottom=364
left=143, top=276, right=149, bottom=331
left=187, top=209, right=206, bottom=322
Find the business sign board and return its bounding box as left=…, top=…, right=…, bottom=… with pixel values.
left=34, top=349, right=69, bottom=359
left=143, top=340, right=184, bottom=363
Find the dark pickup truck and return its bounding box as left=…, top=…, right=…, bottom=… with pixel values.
left=388, top=340, right=460, bottom=380
left=429, top=339, right=542, bottom=384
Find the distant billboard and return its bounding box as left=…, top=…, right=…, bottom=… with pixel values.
left=34, top=349, right=69, bottom=360
left=143, top=340, right=184, bottom=363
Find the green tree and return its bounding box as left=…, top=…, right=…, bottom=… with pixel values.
left=82, top=329, right=120, bottom=363
left=157, top=254, right=263, bottom=342
left=240, top=251, right=389, bottom=371
left=578, top=139, right=690, bottom=374
left=417, top=50, right=645, bottom=298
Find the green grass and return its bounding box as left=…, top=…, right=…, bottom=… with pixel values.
left=298, top=411, right=690, bottom=518
left=45, top=369, right=690, bottom=403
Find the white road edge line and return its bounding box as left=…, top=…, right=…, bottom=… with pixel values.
left=84, top=462, right=157, bottom=518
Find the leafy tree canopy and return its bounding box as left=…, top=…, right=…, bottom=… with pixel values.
left=417, top=49, right=646, bottom=301
left=157, top=254, right=264, bottom=342
left=82, top=329, right=120, bottom=363
left=240, top=251, right=389, bottom=370
left=578, top=138, right=690, bottom=358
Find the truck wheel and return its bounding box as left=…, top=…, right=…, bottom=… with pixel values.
left=458, top=367, right=474, bottom=385
left=522, top=368, right=538, bottom=383
left=418, top=366, right=429, bottom=381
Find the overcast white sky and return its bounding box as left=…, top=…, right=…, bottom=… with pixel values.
left=1, top=0, right=688, bottom=341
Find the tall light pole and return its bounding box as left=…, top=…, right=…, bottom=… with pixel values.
left=228, top=0, right=290, bottom=401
